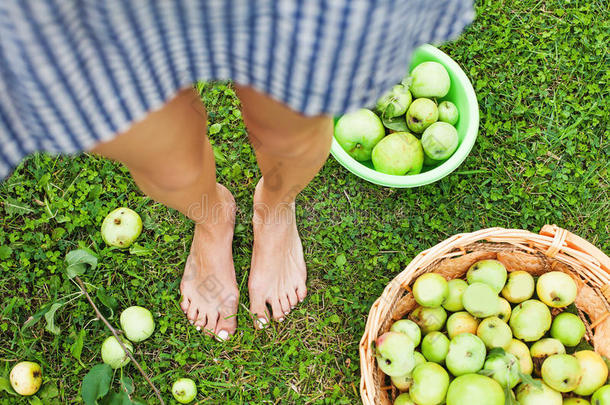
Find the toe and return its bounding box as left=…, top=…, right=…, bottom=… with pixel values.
left=250, top=296, right=269, bottom=328
left=287, top=289, right=299, bottom=308
left=279, top=295, right=291, bottom=316
left=296, top=284, right=307, bottom=302
left=205, top=312, right=219, bottom=336
left=186, top=304, right=198, bottom=323
left=216, top=312, right=236, bottom=340
left=268, top=297, right=284, bottom=321
left=180, top=297, right=190, bottom=313
left=194, top=313, right=207, bottom=331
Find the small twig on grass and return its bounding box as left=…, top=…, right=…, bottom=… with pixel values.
left=73, top=276, right=165, bottom=405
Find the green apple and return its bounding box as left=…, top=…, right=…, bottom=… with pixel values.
left=443, top=279, right=468, bottom=312
left=509, top=299, right=552, bottom=341
left=391, top=352, right=426, bottom=391
left=377, top=84, right=412, bottom=117
left=446, top=373, right=504, bottom=405
left=371, top=132, right=424, bottom=175
left=531, top=338, right=566, bottom=376
left=413, top=273, right=449, bottom=307
left=462, top=282, right=499, bottom=318
left=394, top=392, right=416, bottom=405
left=516, top=379, right=563, bottom=405
left=410, top=306, right=447, bottom=334
left=501, top=270, right=535, bottom=303
left=592, top=385, right=610, bottom=405
left=120, top=306, right=155, bottom=343
left=446, top=311, right=479, bottom=339
left=437, top=101, right=459, bottom=125
left=564, top=399, right=590, bottom=405
left=477, top=316, right=513, bottom=349
left=376, top=332, right=415, bottom=377
left=536, top=271, right=578, bottom=308
left=391, top=319, right=422, bottom=347
left=421, top=332, right=450, bottom=364
left=9, top=361, right=42, bottom=396
left=445, top=333, right=486, bottom=376
left=421, top=122, right=459, bottom=161
left=406, top=98, right=438, bottom=133
left=409, top=362, right=449, bottom=405
left=573, top=350, right=608, bottom=396
left=550, top=312, right=585, bottom=347
left=497, top=298, right=512, bottom=322
left=409, top=62, right=451, bottom=99
left=101, top=207, right=142, bottom=248
left=541, top=354, right=582, bottom=392
left=506, top=339, right=533, bottom=375
left=172, top=378, right=197, bottom=404
left=101, top=336, right=133, bottom=369
left=466, top=260, right=507, bottom=293
left=483, top=351, right=521, bottom=388
left=334, top=109, right=385, bottom=161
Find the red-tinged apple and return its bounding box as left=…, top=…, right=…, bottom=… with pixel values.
left=501, top=271, right=535, bottom=303
left=443, top=279, right=468, bottom=312
left=390, top=319, right=422, bottom=347
left=516, top=379, right=562, bottom=405
left=509, top=299, right=551, bottom=341
left=412, top=273, right=448, bottom=308
left=376, top=332, right=415, bottom=377
left=462, top=282, right=499, bottom=318
left=9, top=361, right=42, bottom=396
left=550, top=312, right=585, bottom=347
left=573, top=350, right=608, bottom=396
left=409, top=306, right=447, bottom=334
left=446, top=373, right=504, bottom=405
left=446, top=311, right=479, bottom=339
left=445, top=333, right=486, bottom=376
left=409, top=362, right=449, bottom=405
left=541, top=354, right=582, bottom=392
left=466, top=260, right=507, bottom=293
left=536, top=271, right=578, bottom=308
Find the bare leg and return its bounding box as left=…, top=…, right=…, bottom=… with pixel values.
left=91, top=88, right=238, bottom=339
left=235, top=85, right=333, bottom=325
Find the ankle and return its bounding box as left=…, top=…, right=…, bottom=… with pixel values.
left=187, top=185, right=235, bottom=225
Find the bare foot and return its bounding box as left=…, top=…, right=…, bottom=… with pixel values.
left=180, top=184, right=239, bottom=340
left=248, top=180, right=307, bottom=327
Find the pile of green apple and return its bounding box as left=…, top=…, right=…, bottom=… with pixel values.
left=334, top=61, right=461, bottom=176
left=376, top=260, right=610, bottom=405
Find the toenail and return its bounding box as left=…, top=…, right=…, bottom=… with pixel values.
left=284, top=311, right=289, bottom=315
left=278, top=317, right=284, bottom=322
left=189, top=320, right=194, bottom=325
left=257, top=318, right=268, bottom=328
left=196, top=326, right=201, bottom=331
left=217, top=330, right=229, bottom=341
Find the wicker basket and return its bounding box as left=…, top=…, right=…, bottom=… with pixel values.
left=359, top=225, right=610, bottom=405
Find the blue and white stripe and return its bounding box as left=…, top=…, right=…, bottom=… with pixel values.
left=0, top=0, right=474, bottom=179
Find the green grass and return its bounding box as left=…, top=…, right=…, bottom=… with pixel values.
left=1, top=0, right=609, bottom=403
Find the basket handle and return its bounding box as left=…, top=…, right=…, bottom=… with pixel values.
left=540, top=224, right=610, bottom=273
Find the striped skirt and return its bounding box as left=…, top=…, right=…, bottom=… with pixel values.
left=0, top=0, right=474, bottom=179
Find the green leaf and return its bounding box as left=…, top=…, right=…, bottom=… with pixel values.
left=213, top=146, right=227, bottom=164
left=335, top=254, right=347, bottom=266
left=81, top=364, right=112, bottom=405
left=27, top=396, right=43, bottom=405
left=44, top=302, right=63, bottom=335
left=504, top=384, right=518, bottom=405
left=519, top=372, right=542, bottom=390
left=119, top=376, right=134, bottom=395
left=23, top=302, right=56, bottom=330
left=100, top=390, right=135, bottom=405
left=65, top=248, right=98, bottom=279
left=38, top=382, right=59, bottom=400
left=128, top=243, right=150, bottom=256
left=381, top=113, right=409, bottom=132
left=71, top=329, right=86, bottom=365
left=3, top=197, right=34, bottom=215
left=0, top=376, right=17, bottom=396
left=0, top=245, right=12, bottom=259
left=209, top=123, right=222, bottom=135
left=487, top=347, right=506, bottom=357
left=96, top=287, right=118, bottom=319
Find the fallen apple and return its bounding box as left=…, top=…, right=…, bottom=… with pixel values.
left=421, top=331, right=450, bottom=364
left=541, top=354, right=582, bottom=392
left=536, top=271, right=578, bottom=308
left=483, top=351, right=521, bottom=388
left=516, top=379, right=562, bottom=405
left=437, top=101, right=459, bottom=125
left=446, top=311, right=479, bottom=339
left=9, top=361, right=42, bottom=396
left=390, top=319, right=422, bottom=347
left=412, top=273, right=449, bottom=308
left=120, top=306, right=155, bottom=343
left=592, top=385, right=610, bottom=405
left=501, top=270, right=535, bottom=303
left=446, top=373, right=504, bottom=405
left=506, top=339, right=533, bottom=375
left=394, top=392, right=416, bottom=405
left=442, top=279, right=468, bottom=312
left=509, top=299, right=552, bottom=341
left=101, top=207, right=142, bottom=248
left=334, top=109, right=385, bottom=161
left=466, top=260, right=507, bottom=293
left=409, top=306, right=447, bottom=334
left=421, top=122, right=459, bottom=161
left=550, top=312, right=585, bottom=347
left=445, top=333, right=486, bottom=376
left=530, top=338, right=566, bottom=376
left=101, top=336, right=133, bottom=369
left=409, top=362, right=449, bottom=405
left=377, top=84, right=412, bottom=117
left=406, top=98, right=438, bottom=134
left=371, top=132, right=424, bottom=175
left=477, top=316, right=513, bottom=349
left=573, top=350, right=608, bottom=396
left=376, top=332, right=415, bottom=377
left=409, top=62, right=451, bottom=99
left=497, top=298, right=512, bottom=322
left=391, top=352, right=426, bottom=391
left=462, top=282, right=499, bottom=318
left=172, top=377, right=197, bottom=404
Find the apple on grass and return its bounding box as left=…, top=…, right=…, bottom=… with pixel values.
left=409, top=62, right=451, bottom=99
left=446, top=311, right=479, bottom=339
left=509, top=299, right=552, bottom=341
left=371, top=132, right=424, bottom=175
left=412, top=273, right=448, bottom=307
left=409, top=306, right=447, bottom=334
left=443, top=279, right=467, bottom=312
left=550, top=312, right=585, bottom=347
left=390, top=319, right=421, bottom=347
left=506, top=339, right=533, bottom=375
left=462, top=282, right=499, bottom=318
left=483, top=351, right=521, bottom=388
left=172, top=378, right=197, bottom=404
left=497, top=298, right=512, bottom=322
left=120, top=306, right=155, bottom=342
left=406, top=98, right=438, bottom=133
left=376, top=332, right=415, bottom=377
left=409, top=362, right=449, bottom=405
left=394, top=392, right=415, bottom=405
left=421, top=332, right=450, bottom=364
left=536, top=271, right=578, bottom=308
left=573, top=350, right=608, bottom=396
left=101, top=336, right=133, bottom=369
left=334, top=109, right=385, bottom=161
left=10, top=361, right=42, bottom=396
left=477, top=316, right=512, bottom=349
left=446, top=373, right=504, bottom=405
left=438, top=101, right=459, bottom=125
left=501, top=270, right=535, bottom=303
left=516, top=379, right=563, bottom=405
left=391, top=352, right=426, bottom=391
left=445, top=333, right=486, bottom=376
left=593, top=385, right=610, bottom=405
left=421, top=122, right=459, bottom=161
left=466, top=260, right=507, bottom=293
left=101, top=207, right=142, bottom=248
left=530, top=338, right=566, bottom=375
left=541, top=354, right=582, bottom=392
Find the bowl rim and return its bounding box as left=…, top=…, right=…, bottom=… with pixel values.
left=330, top=44, right=479, bottom=188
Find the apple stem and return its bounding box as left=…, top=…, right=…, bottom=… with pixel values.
left=74, top=276, right=165, bottom=404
